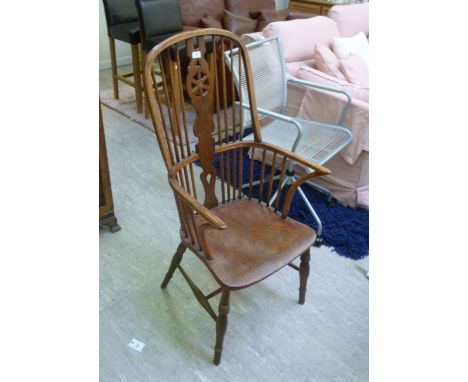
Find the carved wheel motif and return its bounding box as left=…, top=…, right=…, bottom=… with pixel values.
left=188, top=68, right=210, bottom=97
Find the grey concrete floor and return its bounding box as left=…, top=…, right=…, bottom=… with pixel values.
left=99, top=69, right=369, bottom=382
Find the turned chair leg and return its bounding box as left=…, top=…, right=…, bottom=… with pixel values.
left=131, top=43, right=143, bottom=113
left=213, top=289, right=230, bottom=365
left=140, top=45, right=150, bottom=119
left=161, top=242, right=186, bottom=288
left=108, top=37, right=119, bottom=100
left=299, top=250, right=311, bottom=305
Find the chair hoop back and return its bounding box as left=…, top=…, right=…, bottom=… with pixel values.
left=143, top=29, right=263, bottom=173
left=143, top=28, right=266, bottom=221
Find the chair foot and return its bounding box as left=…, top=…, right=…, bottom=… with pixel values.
left=327, top=197, right=338, bottom=207
left=298, top=251, right=310, bottom=305
left=161, top=242, right=186, bottom=289
left=213, top=289, right=230, bottom=365
left=313, top=236, right=323, bottom=247
left=213, top=348, right=222, bottom=366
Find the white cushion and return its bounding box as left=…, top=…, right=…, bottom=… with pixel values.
left=332, top=32, right=368, bottom=67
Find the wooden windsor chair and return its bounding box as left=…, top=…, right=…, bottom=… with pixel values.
left=143, top=29, right=332, bottom=365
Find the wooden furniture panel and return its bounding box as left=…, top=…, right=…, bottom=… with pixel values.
left=289, top=2, right=322, bottom=14
left=99, top=102, right=121, bottom=233
left=321, top=5, right=332, bottom=14
left=289, top=0, right=355, bottom=16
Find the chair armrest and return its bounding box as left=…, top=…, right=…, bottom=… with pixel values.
left=287, top=76, right=352, bottom=126
left=169, top=177, right=227, bottom=230
left=238, top=102, right=303, bottom=153
left=231, top=141, right=330, bottom=218
left=244, top=143, right=331, bottom=218
left=282, top=171, right=324, bottom=218
left=246, top=141, right=331, bottom=177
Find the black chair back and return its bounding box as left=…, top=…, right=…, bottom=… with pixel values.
left=102, top=0, right=139, bottom=28
left=135, top=0, right=184, bottom=52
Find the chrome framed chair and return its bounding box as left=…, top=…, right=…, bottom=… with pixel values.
left=225, top=36, right=353, bottom=245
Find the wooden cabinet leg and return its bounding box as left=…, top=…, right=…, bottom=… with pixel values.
left=161, top=242, right=186, bottom=288
left=299, top=250, right=310, bottom=305
left=213, top=289, right=230, bottom=365
left=100, top=212, right=121, bottom=233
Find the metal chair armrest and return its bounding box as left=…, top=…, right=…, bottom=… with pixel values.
left=287, top=76, right=352, bottom=126
left=238, top=102, right=303, bottom=153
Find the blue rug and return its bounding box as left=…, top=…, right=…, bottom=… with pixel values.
left=206, top=149, right=369, bottom=260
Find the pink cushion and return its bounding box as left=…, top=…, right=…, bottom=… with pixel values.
left=263, top=16, right=339, bottom=63
left=286, top=59, right=315, bottom=77
left=340, top=53, right=368, bottom=87
left=314, top=42, right=347, bottom=80
left=296, top=66, right=369, bottom=103
left=328, top=3, right=369, bottom=38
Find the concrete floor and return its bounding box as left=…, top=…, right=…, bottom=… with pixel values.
left=99, top=68, right=369, bottom=382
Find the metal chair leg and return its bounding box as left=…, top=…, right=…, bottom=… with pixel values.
left=268, top=176, right=289, bottom=206
left=297, top=186, right=323, bottom=246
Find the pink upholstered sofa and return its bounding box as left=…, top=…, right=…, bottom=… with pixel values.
left=244, top=3, right=369, bottom=208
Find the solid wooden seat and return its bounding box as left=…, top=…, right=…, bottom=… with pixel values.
left=201, top=199, right=316, bottom=289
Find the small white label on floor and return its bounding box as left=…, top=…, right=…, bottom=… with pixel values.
left=128, top=338, right=145, bottom=352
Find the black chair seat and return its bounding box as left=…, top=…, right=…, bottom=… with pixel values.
left=141, top=31, right=179, bottom=52
left=109, top=21, right=141, bottom=44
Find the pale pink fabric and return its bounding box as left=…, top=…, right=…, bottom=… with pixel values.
left=254, top=82, right=369, bottom=208
left=253, top=141, right=369, bottom=208
left=314, top=42, right=347, bottom=80
left=328, top=3, right=369, bottom=38
left=296, top=66, right=369, bottom=103
left=340, top=53, right=368, bottom=87
left=292, top=149, right=368, bottom=208
left=285, top=59, right=315, bottom=77
left=244, top=10, right=370, bottom=207
left=240, top=31, right=266, bottom=43
left=262, top=16, right=340, bottom=63
left=293, top=71, right=369, bottom=165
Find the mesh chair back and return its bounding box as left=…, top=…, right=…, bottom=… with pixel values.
left=226, top=37, right=287, bottom=130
